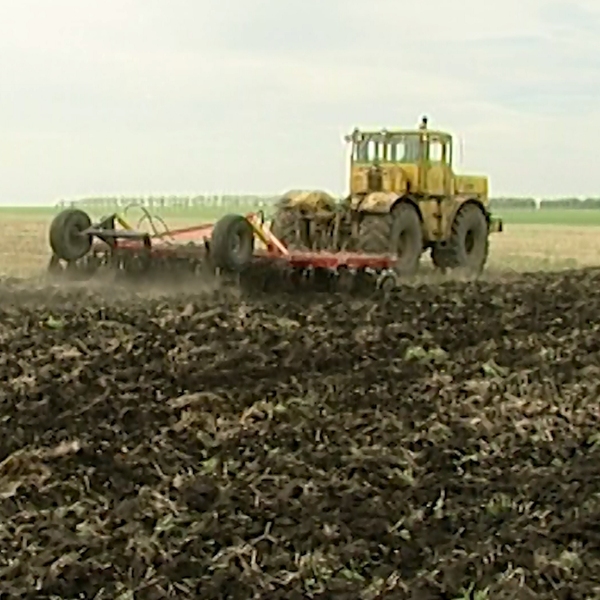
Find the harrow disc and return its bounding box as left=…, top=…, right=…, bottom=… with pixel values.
left=47, top=252, right=106, bottom=282
left=47, top=250, right=399, bottom=298
left=47, top=249, right=215, bottom=288
left=233, top=259, right=396, bottom=297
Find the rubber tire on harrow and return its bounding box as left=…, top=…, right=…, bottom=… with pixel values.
left=357, top=203, right=423, bottom=276
left=209, top=214, right=255, bottom=273
left=49, top=208, right=93, bottom=262
left=270, top=208, right=307, bottom=249
left=431, top=203, right=489, bottom=274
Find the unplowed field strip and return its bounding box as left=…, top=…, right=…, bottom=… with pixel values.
left=2, top=217, right=600, bottom=278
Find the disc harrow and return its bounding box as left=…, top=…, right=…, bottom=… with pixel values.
left=46, top=208, right=401, bottom=295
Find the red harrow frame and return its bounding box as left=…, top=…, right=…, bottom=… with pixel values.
left=47, top=208, right=400, bottom=293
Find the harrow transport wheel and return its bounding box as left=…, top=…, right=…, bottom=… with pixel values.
left=431, top=203, right=489, bottom=275
left=209, top=214, right=255, bottom=273
left=49, top=208, right=93, bottom=262
left=357, top=203, right=422, bottom=276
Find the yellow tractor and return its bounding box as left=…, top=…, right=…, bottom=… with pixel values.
left=271, top=116, right=502, bottom=275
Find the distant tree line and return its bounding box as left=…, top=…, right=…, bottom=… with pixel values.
left=489, top=197, right=600, bottom=210
left=55, top=194, right=275, bottom=210
left=54, top=195, right=600, bottom=211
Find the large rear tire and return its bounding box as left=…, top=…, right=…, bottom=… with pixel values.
left=356, top=214, right=390, bottom=254
left=270, top=208, right=307, bottom=249
left=431, top=203, right=489, bottom=274
left=49, top=208, right=93, bottom=262
left=357, top=203, right=422, bottom=276
left=209, top=214, right=255, bottom=273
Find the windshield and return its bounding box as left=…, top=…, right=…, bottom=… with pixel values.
left=351, top=133, right=421, bottom=163
left=350, top=132, right=447, bottom=164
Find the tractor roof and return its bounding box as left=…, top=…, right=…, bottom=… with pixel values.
left=345, top=117, right=452, bottom=143
left=344, top=129, right=452, bottom=144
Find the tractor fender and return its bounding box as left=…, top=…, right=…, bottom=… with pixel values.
left=351, top=191, right=398, bottom=213
left=276, top=189, right=337, bottom=213
left=351, top=192, right=423, bottom=221
left=443, top=197, right=489, bottom=238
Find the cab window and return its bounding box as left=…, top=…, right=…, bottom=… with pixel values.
left=429, top=138, right=444, bottom=162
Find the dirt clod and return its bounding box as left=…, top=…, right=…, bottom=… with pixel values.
left=1, top=269, right=600, bottom=598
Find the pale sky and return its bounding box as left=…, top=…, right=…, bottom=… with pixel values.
left=0, top=0, right=598, bottom=204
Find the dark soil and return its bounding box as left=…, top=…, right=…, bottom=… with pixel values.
left=1, top=269, right=600, bottom=599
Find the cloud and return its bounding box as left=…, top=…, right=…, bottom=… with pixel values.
left=0, top=0, right=597, bottom=202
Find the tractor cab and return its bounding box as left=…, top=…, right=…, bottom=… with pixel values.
left=345, top=116, right=455, bottom=197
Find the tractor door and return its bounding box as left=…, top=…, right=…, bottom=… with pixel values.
left=424, top=135, right=453, bottom=197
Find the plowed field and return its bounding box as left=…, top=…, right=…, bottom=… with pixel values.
left=1, top=270, right=600, bottom=598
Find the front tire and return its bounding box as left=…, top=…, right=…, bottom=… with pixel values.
left=431, top=203, right=489, bottom=274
